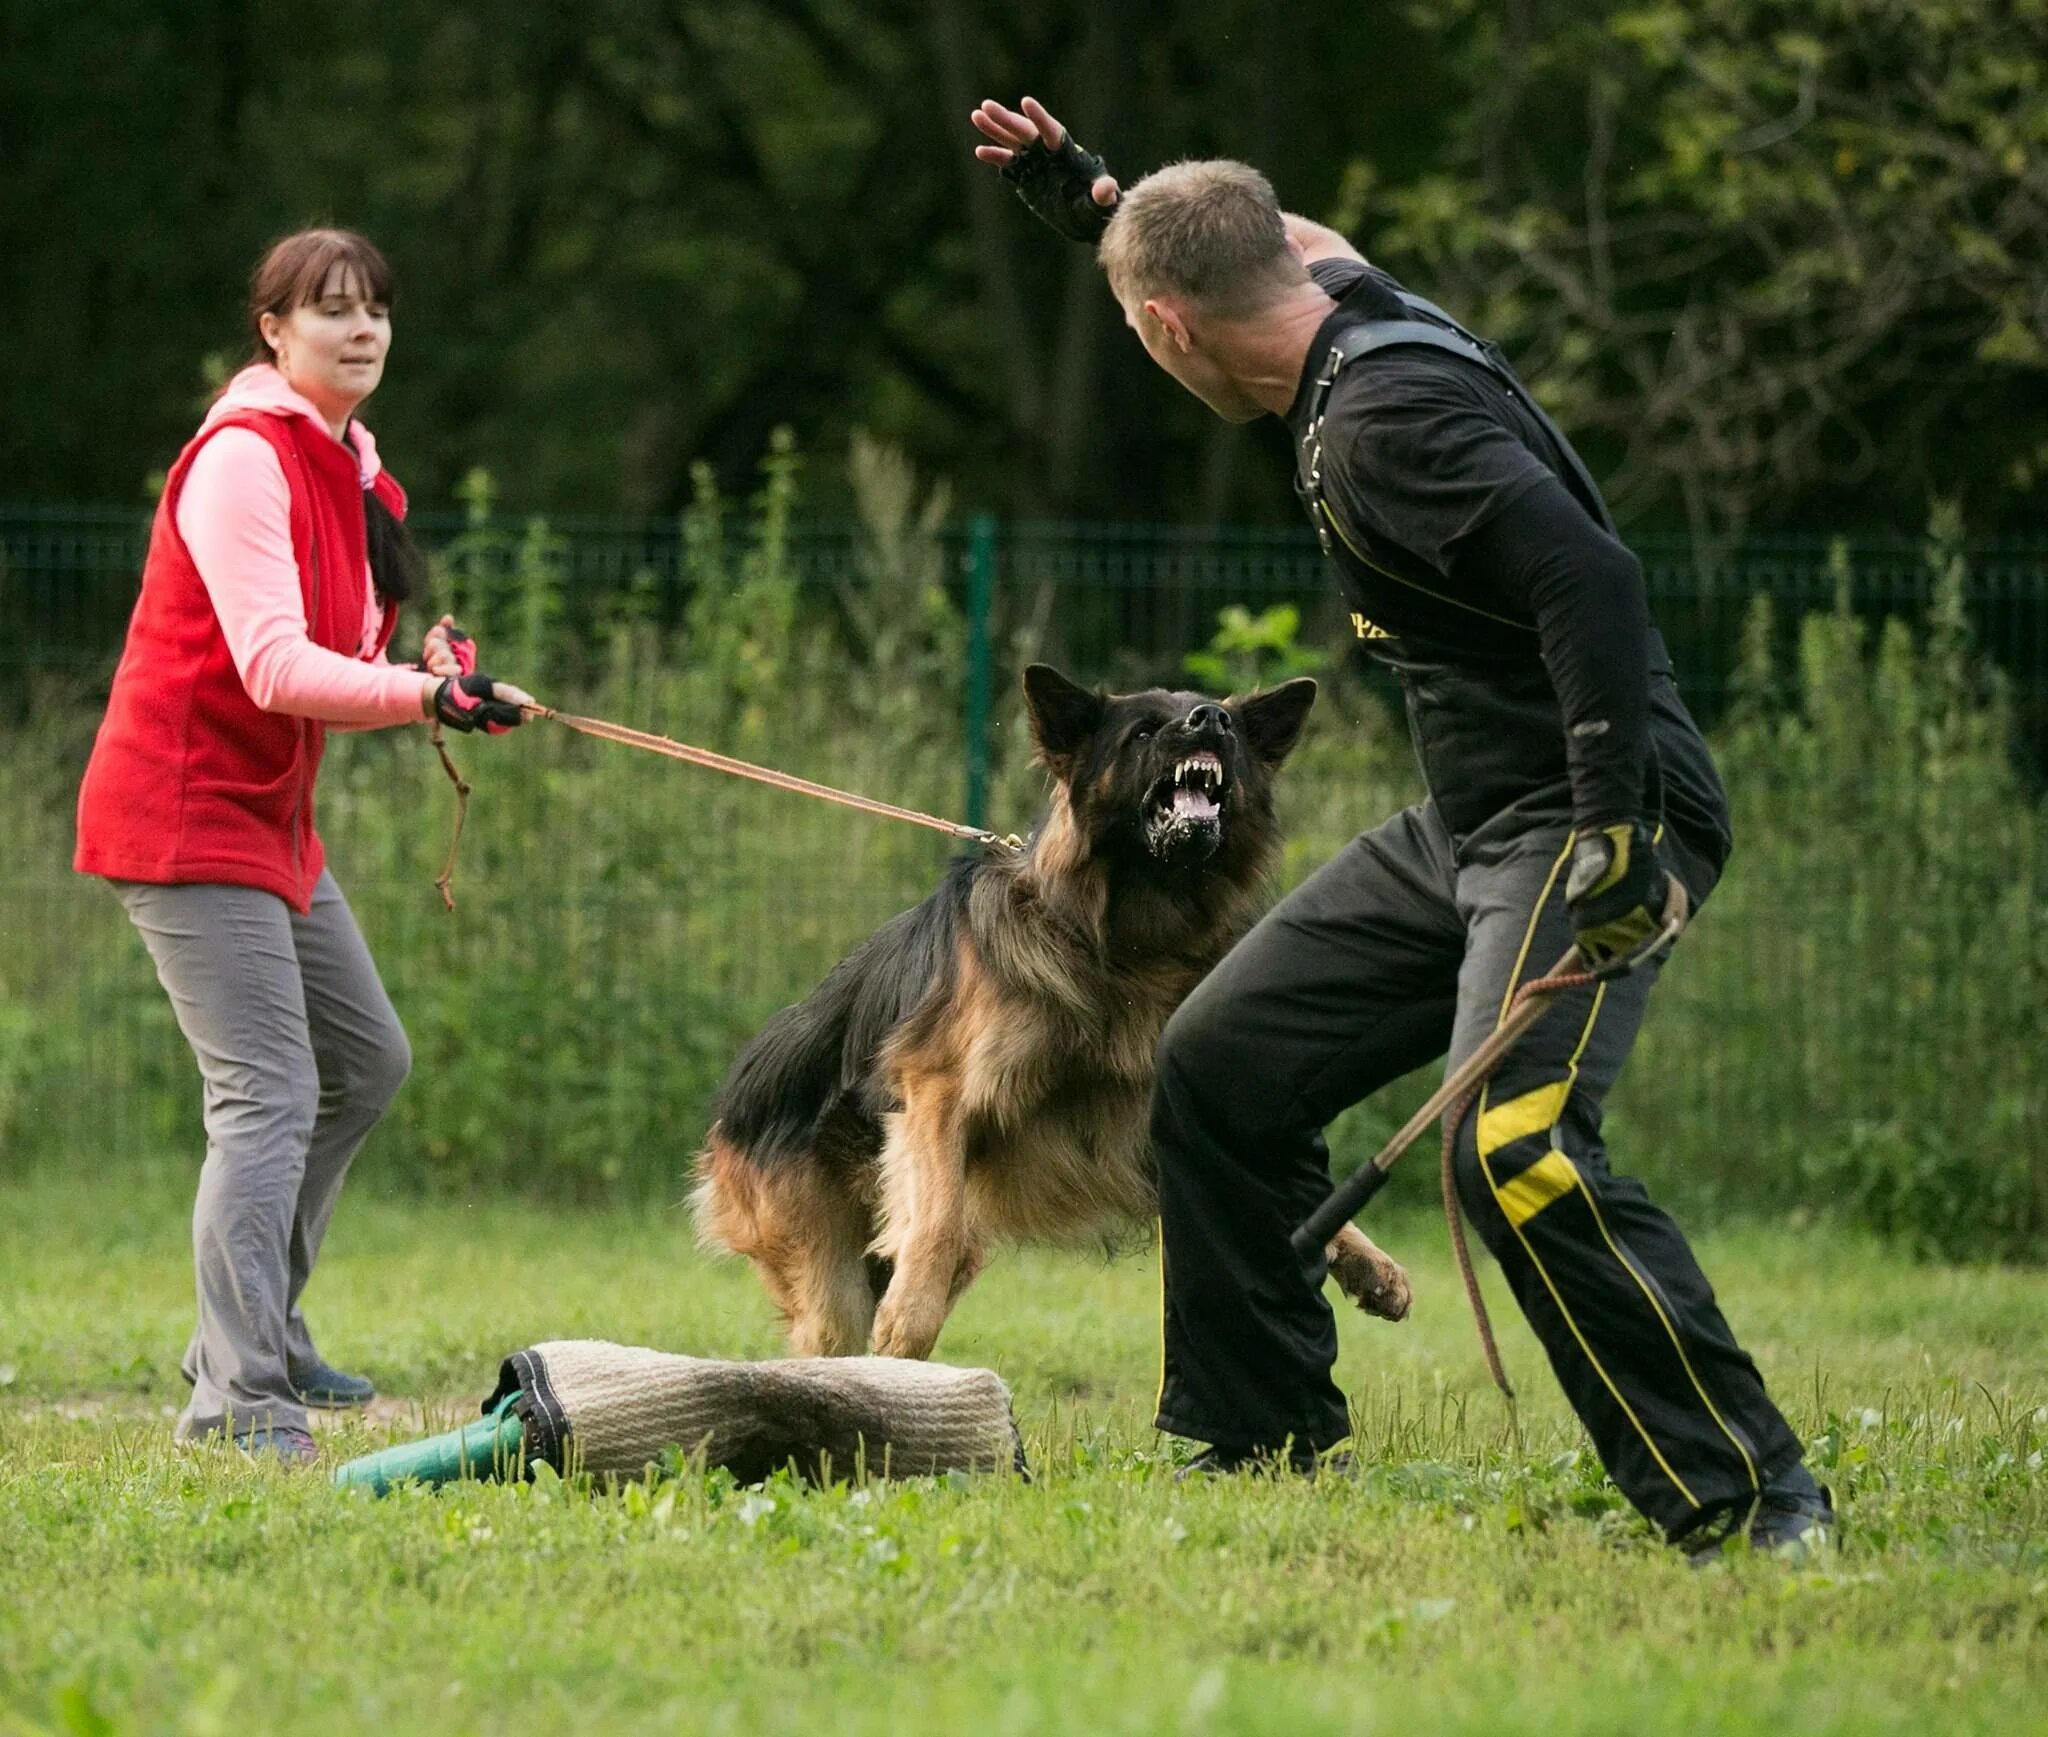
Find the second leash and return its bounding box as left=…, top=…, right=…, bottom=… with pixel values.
left=1292, top=879, right=1690, bottom=1400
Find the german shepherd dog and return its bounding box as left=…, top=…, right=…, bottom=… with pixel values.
left=693, top=665, right=1411, bottom=1360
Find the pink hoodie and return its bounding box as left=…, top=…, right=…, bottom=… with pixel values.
left=176, top=366, right=429, bottom=727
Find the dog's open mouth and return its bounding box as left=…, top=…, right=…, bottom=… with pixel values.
left=1143, top=750, right=1228, bottom=862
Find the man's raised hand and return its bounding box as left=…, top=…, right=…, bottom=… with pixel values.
left=970, top=96, right=1120, bottom=244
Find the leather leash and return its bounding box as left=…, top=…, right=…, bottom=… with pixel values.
left=427, top=703, right=1022, bottom=912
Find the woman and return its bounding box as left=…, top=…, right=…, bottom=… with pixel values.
left=75, top=228, right=530, bottom=1464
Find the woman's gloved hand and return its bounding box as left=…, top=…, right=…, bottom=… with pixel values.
left=433, top=672, right=532, bottom=734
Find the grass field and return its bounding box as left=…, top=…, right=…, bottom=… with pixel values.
left=2, top=1162, right=2045, bottom=1736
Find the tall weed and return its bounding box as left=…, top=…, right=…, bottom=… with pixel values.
left=1628, top=509, right=2046, bottom=1256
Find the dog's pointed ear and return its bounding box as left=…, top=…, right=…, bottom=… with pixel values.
left=1022, top=664, right=1107, bottom=767
left=1234, top=678, right=1318, bottom=767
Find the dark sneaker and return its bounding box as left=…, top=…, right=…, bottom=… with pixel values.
left=234, top=1425, right=320, bottom=1468
left=289, top=1358, right=376, bottom=1409
left=1176, top=1443, right=1353, bottom=1482
left=1684, top=1485, right=1835, bottom=1567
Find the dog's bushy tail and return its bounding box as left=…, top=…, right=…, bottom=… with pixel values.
left=712, top=959, right=870, bottom=1163
left=711, top=866, right=972, bottom=1165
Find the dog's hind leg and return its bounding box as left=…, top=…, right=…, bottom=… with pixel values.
left=869, top=1081, right=971, bottom=1361
left=1326, top=1221, right=1412, bottom=1322
left=780, top=1179, right=884, bottom=1357
left=694, top=1133, right=878, bottom=1355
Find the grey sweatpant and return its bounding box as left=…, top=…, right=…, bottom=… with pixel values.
left=115, top=871, right=410, bottom=1439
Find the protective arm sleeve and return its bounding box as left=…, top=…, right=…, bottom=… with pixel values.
left=177, top=429, right=427, bottom=727
left=1452, top=474, right=1652, bottom=830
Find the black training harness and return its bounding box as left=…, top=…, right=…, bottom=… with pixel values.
left=1294, top=289, right=1617, bottom=602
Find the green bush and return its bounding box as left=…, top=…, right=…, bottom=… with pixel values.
left=1, top=481, right=2041, bottom=1257
left=1626, top=510, right=2046, bottom=1258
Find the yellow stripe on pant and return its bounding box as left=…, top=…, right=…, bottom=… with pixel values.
left=1153, top=1215, right=1168, bottom=1418
left=1475, top=1081, right=1572, bottom=1177
left=1491, top=1148, right=1581, bottom=1228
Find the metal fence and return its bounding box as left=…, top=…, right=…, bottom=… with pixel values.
left=9, top=505, right=2048, bottom=766
left=2, top=507, right=2045, bottom=1245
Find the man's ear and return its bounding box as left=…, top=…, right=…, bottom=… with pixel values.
left=1143, top=297, right=1192, bottom=352
left=1022, top=664, right=1107, bottom=768
left=1233, top=678, right=1318, bottom=767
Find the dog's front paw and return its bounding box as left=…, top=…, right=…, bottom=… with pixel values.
left=1327, top=1237, right=1413, bottom=1323
left=871, top=1291, right=944, bottom=1360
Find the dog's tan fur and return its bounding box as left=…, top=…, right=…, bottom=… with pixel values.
left=694, top=769, right=1410, bottom=1360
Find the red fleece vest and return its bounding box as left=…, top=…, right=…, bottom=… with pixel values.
left=74, top=411, right=406, bottom=913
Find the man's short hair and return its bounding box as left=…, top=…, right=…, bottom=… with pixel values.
left=1099, top=159, right=1310, bottom=318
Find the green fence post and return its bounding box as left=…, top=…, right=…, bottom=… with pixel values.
left=965, top=513, right=996, bottom=831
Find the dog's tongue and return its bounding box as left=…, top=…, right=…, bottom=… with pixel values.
left=1172, top=786, right=1220, bottom=822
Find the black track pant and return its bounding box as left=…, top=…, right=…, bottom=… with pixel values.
left=1151, top=799, right=1807, bottom=1536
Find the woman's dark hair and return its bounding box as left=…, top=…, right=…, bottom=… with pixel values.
left=361, top=486, right=426, bottom=608
left=248, top=229, right=421, bottom=607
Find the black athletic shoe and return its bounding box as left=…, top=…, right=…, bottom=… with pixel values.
left=289, top=1358, right=376, bottom=1410
left=1683, top=1484, right=1835, bottom=1567
left=233, top=1425, right=320, bottom=1469
left=1176, top=1443, right=1353, bottom=1481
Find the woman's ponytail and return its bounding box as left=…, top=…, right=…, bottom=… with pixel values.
left=363, top=488, right=426, bottom=607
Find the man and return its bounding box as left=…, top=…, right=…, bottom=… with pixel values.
left=969, top=97, right=1830, bottom=1560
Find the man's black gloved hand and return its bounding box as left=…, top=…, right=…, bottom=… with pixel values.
left=433, top=673, right=524, bottom=735
left=1565, top=820, right=1675, bottom=969
left=1002, top=129, right=1118, bottom=243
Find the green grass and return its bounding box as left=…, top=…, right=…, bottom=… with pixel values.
left=2, top=1163, right=2046, bottom=1736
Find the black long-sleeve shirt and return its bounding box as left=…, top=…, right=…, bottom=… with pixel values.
left=1286, top=259, right=1654, bottom=831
